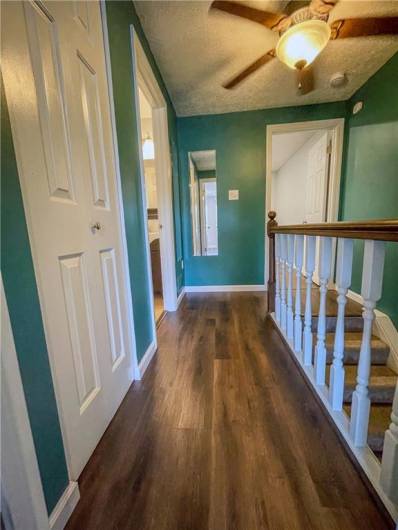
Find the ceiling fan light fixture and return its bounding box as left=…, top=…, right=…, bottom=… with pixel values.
left=276, top=19, right=331, bottom=70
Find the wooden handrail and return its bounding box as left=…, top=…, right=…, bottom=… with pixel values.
left=267, top=214, right=398, bottom=242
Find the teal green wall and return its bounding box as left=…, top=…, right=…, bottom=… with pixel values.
left=1, top=81, right=69, bottom=514
left=177, top=102, right=347, bottom=286
left=105, top=0, right=183, bottom=360
left=197, top=170, right=216, bottom=179
left=340, top=53, right=398, bottom=326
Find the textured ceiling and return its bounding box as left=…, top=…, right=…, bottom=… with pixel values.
left=272, top=130, right=316, bottom=171
left=190, top=150, right=217, bottom=170
left=134, top=0, right=398, bottom=117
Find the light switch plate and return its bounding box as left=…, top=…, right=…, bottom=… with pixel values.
left=229, top=189, right=239, bottom=200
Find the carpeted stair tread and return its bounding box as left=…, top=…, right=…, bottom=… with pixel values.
left=325, top=332, right=390, bottom=365
left=326, top=364, right=397, bottom=403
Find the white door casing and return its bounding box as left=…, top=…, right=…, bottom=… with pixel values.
left=2, top=0, right=137, bottom=479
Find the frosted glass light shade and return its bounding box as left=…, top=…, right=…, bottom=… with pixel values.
left=276, top=20, right=331, bottom=70
left=142, top=137, right=155, bottom=160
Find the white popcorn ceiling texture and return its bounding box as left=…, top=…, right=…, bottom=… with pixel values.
left=134, top=0, right=398, bottom=117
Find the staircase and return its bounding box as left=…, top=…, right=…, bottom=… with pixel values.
left=308, top=289, right=397, bottom=459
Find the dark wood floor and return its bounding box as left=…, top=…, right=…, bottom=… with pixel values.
left=66, top=292, right=392, bottom=530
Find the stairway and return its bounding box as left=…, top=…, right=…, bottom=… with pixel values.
left=315, top=298, right=397, bottom=459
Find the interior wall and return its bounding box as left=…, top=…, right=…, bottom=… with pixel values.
left=177, top=102, right=347, bottom=287
left=341, top=52, right=398, bottom=327
left=272, top=131, right=326, bottom=225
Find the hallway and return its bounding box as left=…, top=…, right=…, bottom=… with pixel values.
left=66, top=292, right=392, bottom=530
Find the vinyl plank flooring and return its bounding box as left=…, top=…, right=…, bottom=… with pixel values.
left=66, top=292, right=393, bottom=530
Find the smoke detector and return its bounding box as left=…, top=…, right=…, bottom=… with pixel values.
left=330, top=72, right=347, bottom=88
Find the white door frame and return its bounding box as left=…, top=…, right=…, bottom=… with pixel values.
left=265, top=118, right=345, bottom=285
left=199, top=178, right=217, bottom=256
left=1, top=277, right=51, bottom=530
left=130, top=28, right=178, bottom=322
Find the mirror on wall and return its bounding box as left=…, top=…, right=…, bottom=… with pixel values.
left=188, top=150, right=218, bottom=256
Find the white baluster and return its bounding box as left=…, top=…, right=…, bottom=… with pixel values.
left=275, top=234, right=281, bottom=323
left=350, top=240, right=385, bottom=447
left=303, top=236, right=316, bottom=366
left=286, top=235, right=295, bottom=341
left=314, top=237, right=333, bottom=386
left=380, top=381, right=398, bottom=503
left=294, top=235, right=304, bottom=354
left=280, top=235, right=287, bottom=333
left=329, top=238, right=353, bottom=410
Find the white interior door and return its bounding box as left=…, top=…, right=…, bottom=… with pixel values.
left=2, top=0, right=135, bottom=479
left=304, top=132, right=330, bottom=284
left=200, top=180, right=218, bottom=256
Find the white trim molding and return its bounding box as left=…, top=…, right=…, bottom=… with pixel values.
left=176, top=288, right=185, bottom=308
left=49, top=481, right=80, bottom=530
left=347, top=289, right=398, bottom=372
left=1, top=276, right=50, bottom=530
left=185, top=285, right=266, bottom=293
left=138, top=340, right=158, bottom=379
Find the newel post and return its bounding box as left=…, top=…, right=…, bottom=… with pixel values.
left=267, top=211, right=277, bottom=313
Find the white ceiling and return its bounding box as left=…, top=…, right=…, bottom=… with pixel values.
left=271, top=130, right=316, bottom=171
left=134, top=1, right=398, bottom=117
left=190, top=150, right=217, bottom=170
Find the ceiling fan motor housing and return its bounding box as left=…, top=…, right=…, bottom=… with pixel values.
left=283, top=6, right=328, bottom=34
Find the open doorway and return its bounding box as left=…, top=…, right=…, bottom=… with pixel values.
left=265, top=119, right=344, bottom=285
left=138, top=88, right=164, bottom=324
left=131, top=29, right=178, bottom=353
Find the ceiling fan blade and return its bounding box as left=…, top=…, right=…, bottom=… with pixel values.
left=223, top=50, right=276, bottom=89
left=330, top=17, right=398, bottom=39
left=210, top=1, right=288, bottom=31
left=297, top=66, right=314, bottom=95
left=309, top=0, right=339, bottom=16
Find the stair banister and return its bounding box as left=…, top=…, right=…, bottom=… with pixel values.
left=266, top=211, right=277, bottom=313
left=303, top=235, right=316, bottom=366
left=380, top=379, right=398, bottom=503
left=286, top=235, right=295, bottom=341
left=280, top=235, right=287, bottom=333
left=275, top=234, right=281, bottom=323
left=314, top=236, right=333, bottom=386
left=267, top=213, right=398, bottom=516
left=329, top=238, right=354, bottom=411
left=350, top=240, right=386, bottom=447
left=294, top=235, right=304, bottom=355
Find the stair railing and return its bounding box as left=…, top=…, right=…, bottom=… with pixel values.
left=267, top=211, right=398, bottom=521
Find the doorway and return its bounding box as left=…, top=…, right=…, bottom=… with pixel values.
left=138, top=88, right=164, bottom=324
left=265, top=119, right=344, bottom=285
left=131, top=29, right=178, bottom=347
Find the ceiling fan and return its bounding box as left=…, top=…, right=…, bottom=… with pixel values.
left=210, top=0, right=398, bottom=93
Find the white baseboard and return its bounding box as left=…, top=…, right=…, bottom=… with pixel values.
left=137, top=340, right=157, bottom=379
left=176, top=288, right=185, bottom=308
left=347, top=290, right=398, bottom=372
left=184, top=284, right=266, bottom=293
left=49, top=481, right=80, bottom=530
